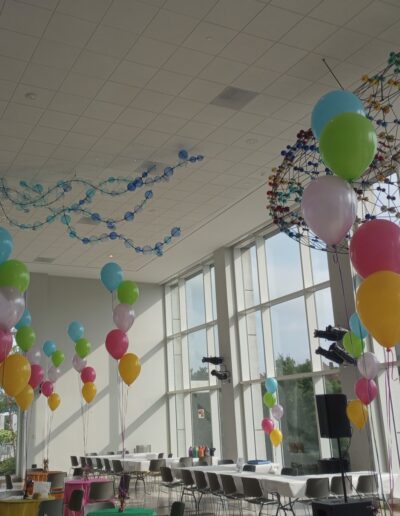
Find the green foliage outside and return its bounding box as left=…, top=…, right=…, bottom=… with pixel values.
left=0, top=457, right=15, bottom=474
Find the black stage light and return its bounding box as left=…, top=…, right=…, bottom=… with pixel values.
left=202, top=356, right=224, bottom=365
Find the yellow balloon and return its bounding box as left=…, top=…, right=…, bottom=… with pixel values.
left=118, top=353, right=141, bottom=386
left=48, top=392, right=61, bottom=412
left=82, top=382, right=97, bottom=404
left=356, top=271, right=400, bottom=348
left=270, top=428, right=283, bottom=447
left=346, top=399, right=368, bottom=430
left=15, top=384, right=34, bottom=411
left=0, top=354, right=31, bottom=397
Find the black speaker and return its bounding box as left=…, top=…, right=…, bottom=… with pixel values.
left=312, top=498, right=377, bottom=515
left=316, top=394, right=351, bottom=439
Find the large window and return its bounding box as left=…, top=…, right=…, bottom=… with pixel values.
left=165, top=266, right=220, bottom=457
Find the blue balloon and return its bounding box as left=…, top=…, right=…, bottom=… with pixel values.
left=311, top=90, right=365, bottom=140
left=100, top=262, right=124, bottom=292
left=43, top=340, right=56, bottom=357
left=349, top=312, right=368, bottom=340
left=265, top=377, right=278, bottom=393
left=0, top=227, right=13, bottom=264
left=15, top=308, right=32, bottom=330
left=68, top=321, right=84, bottom=342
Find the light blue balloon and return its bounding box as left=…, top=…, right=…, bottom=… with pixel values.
left=68, top=321, right=84, bottom=342
left=0, top=227, right=13, bottom=264
left=43, top=340, right=56, bottom=357
left=15, top=308, right=32, bottom=330
left=265, top=377, right=278, bottom=393
left=349, top=312, right=368, bottom=340
left=311, top=90, right=365, bottom=140
left=100, top=262, right=124, bottom=292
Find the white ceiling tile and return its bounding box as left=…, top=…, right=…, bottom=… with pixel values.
left=61, top=132, right=98, bottom=150
left=52, top=146, right=87, bottom=161
left=264, top=75, right=311, bottom=100
left=316, top=28, right=370, bottom=60
left=11, top=84, right=56, bottom=108
left=32, top=40, right=81, bottom=70
left=146, top=70, right=192, bottom=95
left=135, top=129, right=171, bottom=147
left=224, top=161, right=260, bottom=177
left=72, top=117, right=110, bottom=137
left=0, top=120, right=33, bottom=139
left=20, top=140, right=56, bottom=157
left=244, top=5, right=302, bottom=40
left=29, top=126, right=66, bottom=144
left=233, top=67, right=280, bottom=92
left=205, top=0, right=264, bottom=30
left=379, top=19, right=400, bottom=45
left=233, top=132, right=271, bottom=150
left=259, top=137, right=294, bottom=156
left=41, top=158, right=77, bottom=175
left=57, top=0, right=112, bottom=23
left=281, top=18, right=338, bottom=51
left=72, top=51, right=119, bottom=80
left=220, top=33, right=274, bottom=65
left=271, top=101, right=311, bottom=123
left=14, top=153, right=47, bottom=167
left=200, top=158, right=233, bottom=172
left=243, top=94, right=286, bottom=116
left=91, top=137, right=129, bottom=154
left=0, top=150, right=15, bottom=164
left=194, top=105, right=235, bottom=126
left=2, top=103, right=43, bottom=125
left=207, top=126, right=242, bottom=145
left=163, top=47, right=213, bottom=76
left=1, top=0, right=51, bottom=37
left=43, top=13, right=96, bottom=48
left=252, top=117, right=293, bottom=137
left=0, top=80, right=16, bottom=102
left=116, top=107, right=156, bottom=127
left=347, top=1, right=400, bottom=36
left=177, top=120, right=216, bottom=139
left=223, top=111, right=264, bottom=131
left=83, top=100, right=124, bottom=122
left=294, top=81, right=333, bottom=106
left=180, top=78, right=223, bottom=103
left=241, top=150, right=272, bottom=166
left=270, top=0, right=321, bottom=14
left=49, top=92, right=91, bottom=115
left=199, top=57, right=247, bottom=84
left=0, top=135, right=24, bottom=152
left=0, top=28, right=38, bottom=60
left=22, top=0, right=58, bottom=9
left=120, top=143, right=156, bottom=160
left=288, top=53, right=339, bottom=81
left=130, top=90, right=174, bottom=114
left=103, top=123, right=141, bottom=142
left=60, top=73, right=104, bottom=98
left=163, top=97, right=205, bottom=119
left=111, top=61, right=157, bottom=87
left=22, top=64, right=68, bottom=92
left=96, top=82, right=140, bottom=106
left=311, top=0, right=370, bottom=25
left=147, top=114, right=187, bottom=134
left=126, top=37, right=177, bottom=68
left=39, top=110, right=78, bottom=130
left=216, top=147, right=251, bottom=162
left=318, top=61, right=367, bottom=88
left=87, top=25, right=138, bottom=58
left=255, top=43, right=308, bottom=73
left=183, top=22, right=236, bottom=55
left=278, top=123, right=306, bottom=141
left=102, top=0, right=158, bottom=32
left=144, top=9, right=198, bottom=45
left=191, top=140, right=227, bottom=157
left=0, top=56, right=26, bottom=83
left=82, top=151, right=115, bottom=167
left=345, top=38, right=394, bottom=69
left=164, top=0, right=217, bottom=19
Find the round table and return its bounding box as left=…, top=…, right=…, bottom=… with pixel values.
left=0, top=497, right=43, bottom=516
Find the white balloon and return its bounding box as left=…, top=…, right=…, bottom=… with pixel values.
left=357, top=352, right=379, bottom=380
left=72, top=354, right=86, bottom=372
left=48, top=366, right=61, bottom=383
left=26, top=344, right=41, bottom=364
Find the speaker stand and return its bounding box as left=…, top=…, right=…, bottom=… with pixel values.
left=337, top=437, right=347, bottom=503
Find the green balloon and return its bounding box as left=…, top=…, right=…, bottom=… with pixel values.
left=51, top=350, right=65, bottom=367
left=75, top=338, right=91, bottom=358
left=343, top=331, right=364, bottom=359
left=263, top=392, right=276, bottom=409
left=16, top=326, right=36, bottom=352
left=319, top=112, right=377, bottom=181
left=0, top=259, right=30, bottom=293
left=117, top=280, right=139, bottom=305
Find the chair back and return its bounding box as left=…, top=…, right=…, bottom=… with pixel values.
left=168, top=453, right=173, bottom=458
left=197, top=460, right=208, bottom=466
left=5, top=474, right=13, bottom=490
left=181, top=469, right=194, bottom=487
left=86, top=457, right=94, bottom=468
left=96, top=458, right=103, bottom=470
left=88, top=480, right=114, bottom=501
left=73, top=467, right=83, bottom=477
left=330, top=475, right=353, bottom=495
left=179, top=457, right=193, bottom=467
left=70, top=456, right=79, bottom=467
left=149, top=458, right=166, bottom=473
left=170, top=501, right=185, bottom=516
left=158, top=453, right=165, bottom=458
left=80, top=456, right=87, bottom=468
left=242, top=476, right=263, bottom=498
left=193, top=470, right=208, bottom=490
left=207, top=472, right=221, bottom=493
left=305, top=477, right=330, bottom=499
left=281, top=467, right=298, bottom=476
left=356, top=474, right=378, bottom=495
left=68, top=489, right=84, bottom=511
left=160, top=466, right=174, bottom=483
left=37, top=499, right=63, bottom=516
left=84, top=501, right=115, bottom=515
left=112, top=460, right=124, bottom=474
left=242, top=464, right=255, bottom=472
left=47, top=471, right=66, bottom=490
left=220, top=474, right=237, bottom=495
left=107, top=451, right=114, bottom=455
left=103, top=458, right=112, bottom=473
left=218, top=459, right=234, bottom=465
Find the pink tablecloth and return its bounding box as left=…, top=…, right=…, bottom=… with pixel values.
left=63, top=478, right=112, bottom=516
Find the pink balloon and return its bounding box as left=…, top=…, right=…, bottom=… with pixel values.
left=81, top=366, right=96, bottom=383
left=48, top=366, right=61, bottom=383
left=301, top=175, right=357, bottom=246
left=357, top=352, right=379, bottom=380
left=72, top=354, right=87, bottom=372
left=350, top=220, right=400, bottom=278
left=106, top=329, right=129, bottom=360
left=41, top=381, right=54, bottom=397
left=355, top=378, right=377, bottom=405
left=26, top=344, right=41, bottom=364
left=261, top=417, right=275, bottom=434
left=113, top=304, right=135, bottom=332
left=271, top=404, right=284, bottom=420
left=0, top=287, right=25, bottom=331
left=29, top=364, right=44, bottom=389
left=0, top=329, right=12, bottom=363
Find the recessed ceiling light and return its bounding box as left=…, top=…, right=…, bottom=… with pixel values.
left=109, top=254, right=113, bottom=258
left=246, top=138, right=258, bottom=144
left=25, top=92, right=37, bottom=100
left=206, top=36, right=212, bottom=41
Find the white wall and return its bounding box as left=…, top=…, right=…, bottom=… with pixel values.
left=25, top=273, right=167, bottom=472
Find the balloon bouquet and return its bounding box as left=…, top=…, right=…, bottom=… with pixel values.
left=68, top=321, right=96, bottom=404
left=261, top=377, right=285, bottom=449
left=41, top=338, right=64, bottom=412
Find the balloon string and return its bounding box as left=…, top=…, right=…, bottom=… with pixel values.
left=45, top=412, right=54, bottom=464
left=385, top=351, right=395, bottom=508
left=78, top=375, right=87, bottom=455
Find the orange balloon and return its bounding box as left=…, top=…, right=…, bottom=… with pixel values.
left=82, top=382, right=96, bottom=403
left=118, top=353, right=141, bottom=386
left=0, top=354, right=31, bottom=397
left=48, top=392, right=61, bottom=412
left=346, top=399, right=368, bottom=430
left=15, top=384, right=34, bottom=411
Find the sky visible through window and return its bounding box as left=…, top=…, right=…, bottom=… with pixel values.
left=186, top=273, right=205, bottom=329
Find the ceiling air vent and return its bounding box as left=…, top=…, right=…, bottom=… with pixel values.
left=77, top=216, right=99, bottom=225
left=211, top=86, right=257, bottom=110
left=34, top=257, right=55, bottom=263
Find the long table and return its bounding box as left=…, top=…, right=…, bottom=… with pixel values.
left=87, top=455, right=219, bottom=472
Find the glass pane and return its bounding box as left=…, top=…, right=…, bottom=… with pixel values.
left=210, top=266, right=217, bottom=321
left=171, top=286, right=180, bottom=335
left=188, top=329, right=208, bottom=386
left=191, top=392, right=213, bottom=447
left=310, top=248, right=329, bottom=285
left=271, top=297, right=311, bottom=376
left=0, top=390, right=17, bottom=475
left=260, top=383, right=273, bottom=460
left=186, top=273, right=205, bottom=329
left=265, top=232, right=303, bottom=299
left=246, top=310, right=266, bottom=379
left=278, top=378, right=320, bottom=472
left=314, top=288, right=337, bottom=369
left=241, top=246, right=260, bottom=308
left=213, top=325, right=219, bottom=357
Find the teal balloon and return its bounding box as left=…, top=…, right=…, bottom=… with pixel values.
left=43, top=340, right=56, bottom=357
left=100, top=262, right=124, bottom=292
left=68, top=321, right=84, bottom=342
left=264, top=377, right=277, bottom=393
left=0, top=227, right=13, bottom=264
left=15, top=308, right=32, bottom=330
left=349, top=312, right=368, bottom=339
left=311, top=90, right=365, bottom=140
